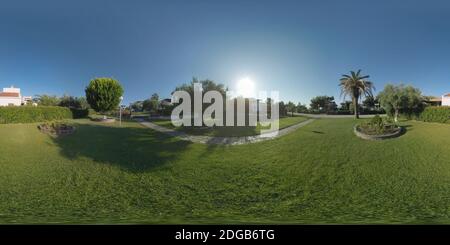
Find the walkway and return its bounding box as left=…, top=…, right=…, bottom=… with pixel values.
left=293, top=113, right=385, bottom=119
left=136, top=118, right=315, bottom=145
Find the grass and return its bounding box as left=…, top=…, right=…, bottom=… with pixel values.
left=150, top=115, right=308, bottom=137
left=0, top=118, right=449, bottom=224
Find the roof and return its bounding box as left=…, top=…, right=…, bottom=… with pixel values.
left=0, top=92, right=20, bottom=97
left=444, top=93, right=450, bottom=97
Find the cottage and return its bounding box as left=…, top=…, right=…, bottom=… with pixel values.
left=0, top=86, right=32, bottom=106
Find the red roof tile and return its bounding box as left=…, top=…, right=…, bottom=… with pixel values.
left=0, top=92, right=20, bottom=97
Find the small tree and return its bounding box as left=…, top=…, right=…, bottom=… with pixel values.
left=35, top=94, right=60, bottom=106
left=286, top=101, right=296, bottom=116
left=296, top=103, right=308, bottom=113
left=378, top=84, right=423, bottom=122
left=85, top=78, right=124, bottom=118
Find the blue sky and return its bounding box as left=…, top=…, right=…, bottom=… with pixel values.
left=1, top=0, right=449, bottom=105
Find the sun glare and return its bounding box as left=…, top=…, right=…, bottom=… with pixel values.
left=236, top=77, right=256, bottom=98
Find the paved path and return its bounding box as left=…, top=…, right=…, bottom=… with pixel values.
left=294, top=113, right=386, bottom=119
left=136, top=118, right=315, bottom=145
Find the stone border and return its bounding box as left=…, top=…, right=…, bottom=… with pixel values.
left=136, top=118, right=316, bottom=145
left=353, top=125, right=403, bottom=140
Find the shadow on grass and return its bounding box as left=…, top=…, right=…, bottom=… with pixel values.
left=51, top=122, right=191, bottom=172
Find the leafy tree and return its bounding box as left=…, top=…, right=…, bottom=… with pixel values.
left=35, top=94, right=60, bottom=106
left=278, top=101, right=287, bottom=117
left=339, top=69, right=374, bottom=118
left=174, top=77, right=227, bottom=98
left=310, top=96, right=336, bottom=113
left=85, top=78, right=124, bottom=115
left=143, top=93, right=160, bottom=113
left=59, top=95, right=82, bottom=109
left=286, top=101, right=296, bottom=116
left=130, top=101, right=144, bottom=112
left=378, top=84, right=423, bottom=122
left=296, top=103, right=308, bottom=113
left=362, top=96, right=377, bottom=109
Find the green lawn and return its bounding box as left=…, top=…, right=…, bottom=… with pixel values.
left=150, top=116, right=308, bottom=137
left=0, top=118, right=449, bottom=224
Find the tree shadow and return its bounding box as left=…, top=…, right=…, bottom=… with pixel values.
left=311, top=130, right=325, bottom=134
left=50, top=122, right=192, bottom=173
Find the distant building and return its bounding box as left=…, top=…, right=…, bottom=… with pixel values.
left=442, top=93, right=450, bottom=106
left=0, top=86, right=32, bottom=106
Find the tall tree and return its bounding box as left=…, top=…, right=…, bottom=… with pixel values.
left=339, top=70, right=374, bottom=119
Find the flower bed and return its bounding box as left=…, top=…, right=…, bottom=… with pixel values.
left=38, top=122, right=76, bottom=137
left=354, top=115, right=403, bottom=140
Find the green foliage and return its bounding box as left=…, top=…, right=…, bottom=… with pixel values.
left=0, top=106, right=87, bottom=123
left=143, top=93, right=160, bottom=112
left=310, top=96, right=336, bottom=113
left=296, top=103, right=308, bottom=113
left=419, top=106, right=450, bottom=123
left=358, top=115, right=398, bottom=135
left=130, top=101, right=144, bottom=112
left=378, top=84, right=423, bottom=121
left=286, top=101, right=296, bottom=116
left=85, top=78, right=124, bottom=113
left=35, top=94, right=60, bottom=106
left=339, top=69, right=374, bottom=118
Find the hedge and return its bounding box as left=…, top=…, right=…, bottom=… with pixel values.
left=0, top=106, right=89, bottom=124
left=419, top=106, right=450, bottom=123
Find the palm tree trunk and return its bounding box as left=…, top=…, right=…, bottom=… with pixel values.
left=353, top=97, right=359, bottom=119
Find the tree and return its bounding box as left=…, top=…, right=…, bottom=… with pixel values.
left=339, top=69, right=374, bottom=119
left=130, top=101, right=144, bottom=112
left=143, top=93, right=160, bottom=113
left=310, top=96, right=336, bottom=113
left=35, top=94, right=60, bottom=106
left=286, top=101, right=296, bottom=116
left=59, top=95, right=82, bottom=109
left=296, top=103, right=308, bottom=113
left=278, top=101, right=287, bottom=117
left=362, top=96, right=377, bottom=109
left=85, top=78, right=124, bottom=116
left=378, top=84, right=423, bottom=122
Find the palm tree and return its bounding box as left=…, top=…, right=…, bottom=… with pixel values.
left=339, top=70, right=374, bottom=119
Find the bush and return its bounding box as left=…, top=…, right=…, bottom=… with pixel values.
left=70, top=108, right=89, bottom=119
left=357, top=115, right=398, bottom=135
left=0, top=106, right=89, bottom=124
left=419, top=106, right=450, bottom=123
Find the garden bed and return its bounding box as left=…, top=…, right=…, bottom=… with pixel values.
left=353, top=115, right=404, bottom=140
left=354, top=125, right=403, bottom=140
left=38, top=122, right=76, bottom=137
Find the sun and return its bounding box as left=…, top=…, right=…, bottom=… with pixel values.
left=236, top=77, right=256, bottom=98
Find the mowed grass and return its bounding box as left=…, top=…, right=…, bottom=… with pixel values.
left=0, top=118, right=449, bottom=223
left=150, top=115, right=308, bottom=137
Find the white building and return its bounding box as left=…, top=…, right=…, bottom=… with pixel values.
left=0, top=86, right=32, bottom=106
left=442, top=93, right=450, bottom=106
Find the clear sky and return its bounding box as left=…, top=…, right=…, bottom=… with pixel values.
left=1, top=0, right=449, bottom=105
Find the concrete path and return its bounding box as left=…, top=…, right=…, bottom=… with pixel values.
left=136, top=118, right=315, bottom=145
left=294, top=113, right=386, bottom=119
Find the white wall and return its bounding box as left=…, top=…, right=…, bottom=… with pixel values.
left=442, top=96, right=450, bottom=106
left=0, top=97, right=22, bottom=106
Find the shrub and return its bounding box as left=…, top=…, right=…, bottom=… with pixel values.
left=419, top=106, right=450, bottom=123
left=85, top=78, right=124, bottom=114
left=0, top=106, right=88, bottom=124
left=357, top=115, right=398, bottom=135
